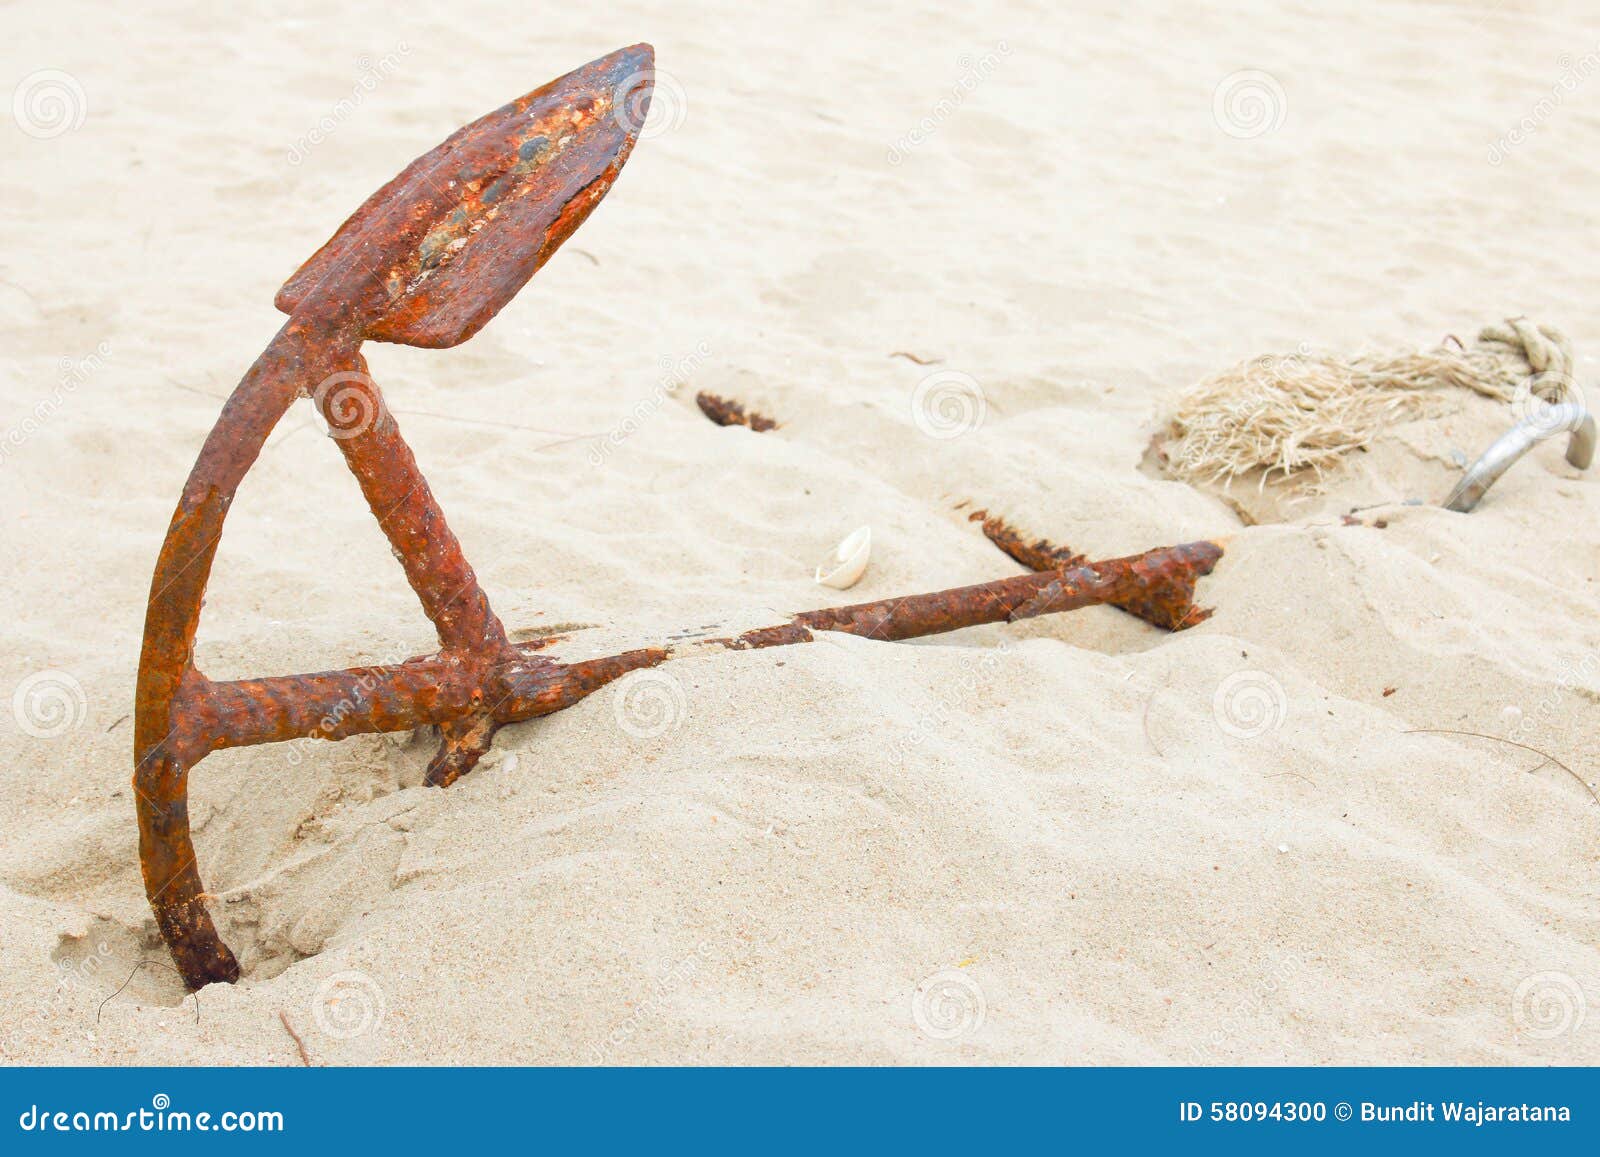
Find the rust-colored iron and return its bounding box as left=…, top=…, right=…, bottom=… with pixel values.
left=695, top=390, right=778, bottom=431
left=134, top=45, right=1224, bottom=990
left=971, top=511, right=1213, bottom=631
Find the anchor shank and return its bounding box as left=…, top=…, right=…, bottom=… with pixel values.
left=314, top=360, right=510, bottom=655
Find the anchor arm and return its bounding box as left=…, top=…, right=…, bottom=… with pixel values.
left=134, top=317, right=359, bottom=988
left=163, top=542, right=1224, bottom=758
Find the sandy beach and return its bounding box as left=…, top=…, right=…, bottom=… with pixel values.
left=2, top=0, right=1598, bottom=1064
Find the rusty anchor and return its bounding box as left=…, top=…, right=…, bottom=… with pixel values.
left=134, top=44, right=1225, bottom=990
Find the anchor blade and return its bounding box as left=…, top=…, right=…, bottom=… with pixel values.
left=276, top=43, right=655, bottom=348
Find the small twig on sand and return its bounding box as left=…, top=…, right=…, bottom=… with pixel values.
left=278, top=1009, right=314, bottom=1066
left=97, top=960, right=199, bottom=1024
left=1403, top=728, right=1599, bottom=806
left=889, top=351, right=941, bottom=365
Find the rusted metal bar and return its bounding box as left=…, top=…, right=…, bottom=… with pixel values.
left=164, top=540, right=1222, bottom=757
left=135, top=318, right=354, bottom=988
left=315, top=365, right=509, bottom=653
left=695, top=390, right=778, bottom=431
left=310, top=360, right=514, bottom=784
left=972, top=511, right=1214, bottom=630
left=134, top=45, right=1224, bottom=990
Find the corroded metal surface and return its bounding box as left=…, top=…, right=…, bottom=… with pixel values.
left=157, top=540, right=1221, bottom=763
left=973, top=512, right=1214, bottom=630
left=275, top=46, right=654, bottom=348
left=695, top=390, right=778, bottom=431
left=134, top=46, right=1223, bottom=990
left=975, top=511, right=1088, bottom=570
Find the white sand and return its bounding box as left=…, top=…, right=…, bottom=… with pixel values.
left=2, top=0, right=1598, bottom=1064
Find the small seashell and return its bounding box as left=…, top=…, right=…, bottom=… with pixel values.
left=815, top=526, right=871, bottom=590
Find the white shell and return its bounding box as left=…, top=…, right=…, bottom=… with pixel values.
left=815, top=526, right=872, bottom=590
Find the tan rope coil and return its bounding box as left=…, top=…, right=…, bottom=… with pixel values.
left=1160, top=318, right=1574, bottom=484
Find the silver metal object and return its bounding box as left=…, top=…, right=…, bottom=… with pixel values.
left=1443, top=401, right=1596, bottom=512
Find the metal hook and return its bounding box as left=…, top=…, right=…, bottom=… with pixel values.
left=1442, top=401, right=1595, bottom=513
